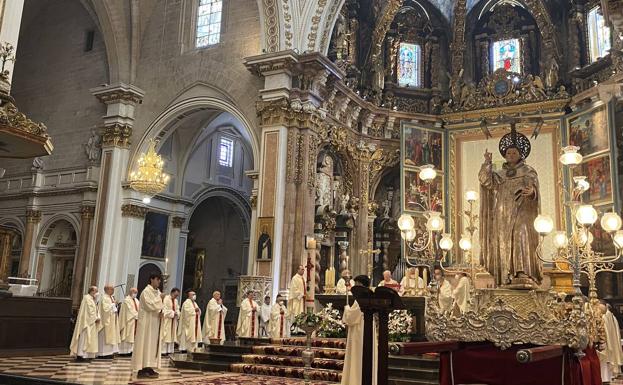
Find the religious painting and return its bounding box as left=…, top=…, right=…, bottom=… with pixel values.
left=592, top=204, right=617, bottom=256
left=141, top=212, right=168, bottom=259
left=568, top=104, right=609, bottom=157
left=403, top=126, right=443, bottom=170
left=403, top=169, right=443, bottom=213
left=573, top=154, right=613, bottom=204
left=257, top=217, right=274, bottom=260
left=194, top=249, right=205, bottom=289
left=492, top=38, right=521, bottom=73
left=397, top=43, right=421, bottom=87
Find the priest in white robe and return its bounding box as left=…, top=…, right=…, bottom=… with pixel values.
left=97, top=284, right=120, bottom=358
left=289, top=265, right=306, bottom=318
left=377, top=270, right=400, bottom=292
left=131, top=273, right=165, bottom=379
left=178, top=290, right=202, bottom=353
left=399, top=267, right=425, bottom=297
left=259, top=295, right=271, bottom=337
left=433, top=268, right=453, bottom=313
left=599, top=302, right=623, bottom=382
left=203, top=291, right=228, bottom=344
left=161, top=288, right=180, bottom=355
left=336, top=269, right=355, bottom=295
left=236, top=291, right=259, bottom=338
left=453, top=273, right=471, bottom=314
left=70, top=286, right=100, bottom=361
left=270, top=294, right=290, bottom=339
left=341, top=275, right=377, bottom=385
left=119, top=287, right=140, bottom=355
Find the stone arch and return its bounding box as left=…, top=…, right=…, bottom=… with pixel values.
left=0, top=216, right=25, bottom=236
left=185, top=186, right=252, bottom=235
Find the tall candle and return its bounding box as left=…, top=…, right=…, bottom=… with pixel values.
left=423, top=268, right=428, bottom=287
left=415, top=267, right=421, bottom=289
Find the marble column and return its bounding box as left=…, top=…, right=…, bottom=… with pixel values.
left=165, top=216, right=185, bottom=290
left=115, top=203, right=147, bottom=294
left=88, top=83, right=144, bottom=289
left=19, top=209, right=41, bottom=277
left=176, top=230, right=189, bottom=289
left=71, top=205, right=95, bottom=309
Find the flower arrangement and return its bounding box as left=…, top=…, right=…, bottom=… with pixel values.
left=293, top=311, right=321, bottom=330
left=316, top=303, right=346, bottom=338
left=388, top=310, right=412, bottom=342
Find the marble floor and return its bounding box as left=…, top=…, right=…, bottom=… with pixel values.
left=0, top=355, right=333, bottom=385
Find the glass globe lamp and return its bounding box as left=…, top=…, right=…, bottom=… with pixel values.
left=439, top=233, right=453, bottom=251
left=418, top=165, right=437, bottom=182
left=533, top=215, right=554, bottom=235
left=398, top=214, right=415, bottom=231
left=459, top=235, right=472, bottom=251
left=403, top=229, right=417, bottom=242
left=613, top=230, right=623, bottom=249
left=465, top=190, right=479, bottom=202
left=426, top=212, right=444, bottom=232
left=576, top=205, right=598, bottom=226
left=559, top=146, right=582, bottom=166
left=552, top=231, right=568, bottom=249
left=601, top=212, right=623, bottom=233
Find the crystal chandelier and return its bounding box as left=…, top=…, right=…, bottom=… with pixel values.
left=129, top=139, right=170, bottom=203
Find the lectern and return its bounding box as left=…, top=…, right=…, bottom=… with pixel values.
left=351, top=286, right=405, bottom=385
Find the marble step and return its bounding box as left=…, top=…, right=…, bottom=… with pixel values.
left=271, top=337, right=347, bottom=349
left=241, top=353, right=344, bottom=371
left=252, top=345, right=346, bottom=360
left=389, top=354, right=440, bottom=370
left=230, top=362, right=342, bottom=382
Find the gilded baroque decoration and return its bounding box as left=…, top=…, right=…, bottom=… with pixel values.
left=318, top=0, right=343, bottom=53
left=172, top=216, right=185, bottom=228
left=450, top=0, right=467, bottom=79
left=120, top=204, right=148, bottom=219
left=425, top=289, right=588, bottom=350
left=25, top=209, right=42, bottom=223
left=306, top=0, right=328, bottom=52
left=286, top=130, right=296, bottom=183
left=369, top=0, right=402, bottom=72
left=101, top=123, right=132, bottom=148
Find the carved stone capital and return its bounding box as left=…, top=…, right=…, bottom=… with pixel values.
left=121, top=204, right=148, bottom=219
left=256, top=97, right=323, bottom=130
left=250, top=193, right=257, bottom=209
left=91, top=83, right=145, bottom=106
left=101, top=123, right=132, bottom=148
left=25, top=209, right=41, bottom=223
left=80, top=205, right=95, bottom=219
left=172, top=216, right=185, bottom=228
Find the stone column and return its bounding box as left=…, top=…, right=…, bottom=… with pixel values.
left=70, top=205, right=94, bottom=309
left=88, top=83, right=144, bottom=288
left=177, top=230, right=189, bottom=289
left=116, top=203, right=147, bottom=293
left=19, top=209, right=41, bottom=277
left=166, top=216, right=185, bottom=289
left=0, top=225, right=17, bottom=294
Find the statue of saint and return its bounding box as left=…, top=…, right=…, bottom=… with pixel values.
left=479, top=130, right=542, bottom=286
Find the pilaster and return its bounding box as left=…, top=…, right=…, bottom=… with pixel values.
left=71, top=205, right=94, bottom=308
left=19, top=209, right=41, bottom=277
left=165, top=216, right=185, bottom=289
left=115, top=203, right=148, bottom=293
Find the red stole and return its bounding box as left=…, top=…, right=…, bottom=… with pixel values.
left=250, top=299, right=256, bottom=336
left=279, top=309, right=284, bottom=338
left=193, top=302, right=199, bottom=339
left=217, top=305, right=223, bottom=340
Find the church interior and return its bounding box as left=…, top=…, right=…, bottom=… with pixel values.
left=1, top=0, right=623, bottom=384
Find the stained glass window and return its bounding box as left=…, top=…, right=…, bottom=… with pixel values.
left=587, top=6, right=611, bottom=63
left=492, top=38, right=521, bottom=73
left=196, top=0, right=222, bottom=48
left=397, top=43, right=421, bottom=87
left=218, top=137, right=233, bottom=167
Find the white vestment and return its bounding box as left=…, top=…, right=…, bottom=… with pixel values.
left=336, top=278, right=355, bottom=295
left=599, top=310, right=623, bottom=382
left=453, top=276, right=471, bottom=313
left=378, top=279, right=400, bottom=290
left=438, top=280, right=453, bottom=313
left=131, top=285, right=164, bottom=371
left=70, top=295, right=99, bottom=358
left=203, top=298, right=228, bottom=344
left=178, top=298, right=202, bottom=352
left=119, top=295, right=139, bottom=354
left=161, top=295, right=179, bottom=354
left=236, top=298, right=259, bottom=338
left=260, top=303, right=271, bottom=337
left=341, top=301, right=377, bottom=385
left=289, top=274, right=306, bottom=317
left=270, top=303, right=290, bottom=339
left=97, top=294, right=120, bottom=356
left=399, top=276, right=425, bottom=296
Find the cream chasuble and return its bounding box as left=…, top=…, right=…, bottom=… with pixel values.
left=289, top=274, right=306, bottom=317
left=336, top=278, right=355, bottom=295
left=438, top=279, right=453, bottom=312
left=341, top=301, right=377, bottom=385
left=599, top=309, right=623, bottom=382
left=70, top=294, right=99, bottom=358
left=131, top=285, right=164, bottom=371
left=119, top=295, right=139, bottom=354
left=179, top=298, right=202, bottom=352
left=260, top=303, right=271, bottom=336
left=269, top=303, right=290, bottom=339
left=98, top=294, right=120, bottom=355
left=203, top=298, right=228, bottom=344
left=453, top=276, right=471, bottom=313
left=161, top=295, right=179, bottom=354
left=398, top=277, right=425, bottom=296
left=236, top=298, right=259, bottom=338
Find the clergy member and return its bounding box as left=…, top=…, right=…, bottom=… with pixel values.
left=161, top=288, right=180, bottom=355
left=178, top=290, right=202, bottom=353
left=259, top=295, right=271, bottom=337
left=599, top=302, right=623, bottom=382
left=119, top=287, right=140, bottom=355
left=70, top=286, right=100, bottom=361
left=399, top=267, right=425, bottom=297
left=203, top=291, right=228, bottom=344
left=131, top=273, right=165, bottom=379
left=270, top=294, right=290, bottom=339
left=97, top=284, right=120, bottom=358
left=433, top=268, right=453, bottom=313
left=289, top=265, right=306, bottom=317
left=453, top=273, right=471, bottom=313
left=236, top=291, right=259, bottom=338
left=377, top=270, right=400, bottom=291
left=336, top=269, right=355, bottom=294
left=341, top=275, right=377, bottom=385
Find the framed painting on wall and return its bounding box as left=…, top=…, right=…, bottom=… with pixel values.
left=141, top=212, right=169, bottom=259
left=567, top=104, right=609, bottom=157
left=256, top=217, right=274, bottom=260
left=403, top=125, right=444, bottom=171
left=403, top=169, right=443, bottom=213
left=573, top=154, right=613, bottom=204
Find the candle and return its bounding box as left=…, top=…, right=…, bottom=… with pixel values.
left=423, top=268, right=428, bottom=287
left=415, top=267, right=421, bottom=289
left=165, top=258, right=168, bottom=275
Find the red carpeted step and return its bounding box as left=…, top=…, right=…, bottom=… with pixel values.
left=252, top=345, right=346, bottom=360
left=271, top=338, right=347, bottom=349
left=241, top=354, right=344, bottom=371
left=230, top=363, right=342, bottom=382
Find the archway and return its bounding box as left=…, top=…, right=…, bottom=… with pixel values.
left=137, top=263, right=163, bottom=296
left=36, top=219, right=78, bottom=298
left=183, top=195, right=250, bottom=325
